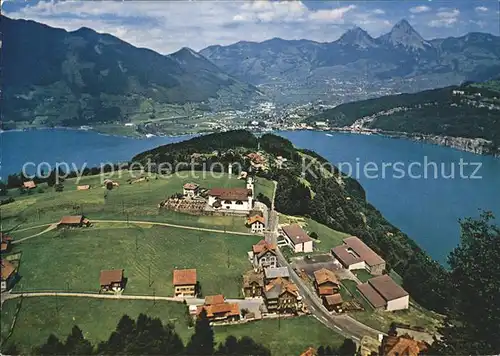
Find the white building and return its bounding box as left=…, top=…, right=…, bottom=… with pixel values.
left=183, top=183, right=199, bottom=198
left=356, top=274, right=409, bottom=311
left=247, top=215, right=265, bottom=233
left=281, top=224, right=313, bottom=253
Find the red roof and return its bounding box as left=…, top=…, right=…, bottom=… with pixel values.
left=357, top=283, right=386, bottom=308
left=1, top=242, right=8, bottom=252
left=99, top=269, right=124, bottom=286
left=318, top=286, right=336, bottom=295
left=59, top=215, right=84, bottom=225
left=208, top=188, right=251, bottom=201
left=324, top=293, right=343, bottom=306
left=247, top=215, right=265, bottom=226
left=183, top=183, right=199, bottom=190
left=196, top=303, right=239, bottom=318
left=368, top=274, right=408, bottom=301
left=313, top=268, right=339, bottom=286
left=252, top=240, right=275, bottom=254
left=343, top=236, right=385, bottom=267
left=282, top=224, right=312, bottom=245
left=173, top=269, right=197, bottom=286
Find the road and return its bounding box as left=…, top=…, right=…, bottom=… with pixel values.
left=266, top=194, right=382, bottom=342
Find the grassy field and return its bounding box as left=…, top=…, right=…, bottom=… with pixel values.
left=12, top=225, right=259, bottom=298
left=214, top=316, right=344, bottom=355
left=253, top=177, right=275, bottom=201
left=1, top=172, right=253, bottom=233
left=353, top=270, right=373, bottom=283
left=304, top=219, right=350, bottom=252
left=1, top=298, right=343, bottom=355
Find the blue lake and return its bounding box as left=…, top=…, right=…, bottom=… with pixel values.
left=2, top=128, right=499, bottom=264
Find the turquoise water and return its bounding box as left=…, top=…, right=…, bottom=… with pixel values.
left=2, top=129, right=499, bottom=263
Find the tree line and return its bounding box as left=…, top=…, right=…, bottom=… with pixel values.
left=3, top=310, right=358, bottom=356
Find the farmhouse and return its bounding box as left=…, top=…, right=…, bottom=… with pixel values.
left=313, top=268, right=340, bottom=297
left=99, top=269, right=125, bottom=292
left=246, top=215, right=266, bottom=233
left=1, top=259, right=17, bottom=291
left=357, top=274, right=409, bottom=311
left=242, top=270, right=264, bottom=298
left=183, top=183, right=199, bottom=198
left=331, top=236, right=385, bottom=275
left=22, top=181, right=36, bottom=189
left=281, top=224, right=313, bottom=253
left=380, top=334, right=429, bottom=355
left=264, top=266, right=290, bottom=283
left=264, top=277, right=302, bottom=314
left=196, top=301, right=240, bottom=323
left=173, top=269, right=197, bottom=297
left=58, top=215, right=91, bottom=228
left=250, top=240, right=277, bottom=270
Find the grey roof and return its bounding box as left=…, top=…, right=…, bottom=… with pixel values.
left=282, top=224, right=312, bottom=245
left=264, top=267, right=290, bottom=279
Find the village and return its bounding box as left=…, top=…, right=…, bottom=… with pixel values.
left=0, top=151, right=438, bottom=355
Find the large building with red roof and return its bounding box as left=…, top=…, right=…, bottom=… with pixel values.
left=331, top=236, right=386, bottom=275
left=357, top=274, right=409, bottom=311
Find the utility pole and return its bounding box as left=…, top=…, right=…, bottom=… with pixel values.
left=227, top=248, right=230, bottom=268
left=153, top=288, right=156, bottom=306
left=148, top=265, right=151, bottom=287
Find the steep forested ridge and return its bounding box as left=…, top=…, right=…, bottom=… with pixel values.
left=133, top=130, right=450, bottom=313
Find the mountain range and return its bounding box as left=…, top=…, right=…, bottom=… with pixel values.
left=200, top=19, right=500, bottom=103
left=1, top=15, right=260, bottom=128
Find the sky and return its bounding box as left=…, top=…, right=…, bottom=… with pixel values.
left=2, top=0, right=499, bottom=54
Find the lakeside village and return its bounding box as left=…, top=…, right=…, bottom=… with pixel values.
left=1, top=152, right=428, bottom=355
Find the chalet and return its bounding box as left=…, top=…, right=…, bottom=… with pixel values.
left=264, top=277, right=302, bottom=314
left=173, top=269, right=197, bottom=297
left=22, top=181, right=36, bottom=190
left=243, top=270, right=264, bottom=298
left=1, top=259, right=17, bottom=291
left=58, top=215, right=91, bottom=228
left=246, top=153, right=265, bottom=169
left=357, top=274, right=409, bottom=311
left=77, top=185, right=91, bottom=190
left=380, top=334, right=429, bottom=355
left=281, top=224, right=313, bottom=253
left=183, top=183, right=199, bottom=198
left=208, top=187, right=253, bottom=212
left=99, top=269, right=124, bottom=292
left=313, top=268, right=340, bottom=297
left=246, top=215, right=265, bottom=233
left=251, top=240, right=277, bottom=270
left=196, top=301, right=240, bottom=323
left=264, top=267, right=290, bottom=283
left=331, top=236, right=386, bottom=275
left=323, top=293, right=344, bottom=313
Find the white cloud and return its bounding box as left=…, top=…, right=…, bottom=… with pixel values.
left=475, top=6, right=488, bottom=13
left=409, top=6, right=431, bottom=14
left=437, top=9, right=460, bottom=18
left=429, top=17, right=458, bottom=27
left=308, top=5, right=356, bottom=22
left=373, top=9, right=385, bottom=15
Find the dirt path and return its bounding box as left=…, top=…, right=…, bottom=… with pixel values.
left=12, top=224, right=58, bottom=244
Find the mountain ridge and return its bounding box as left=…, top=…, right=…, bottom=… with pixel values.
left=1, top=15, right=261, bottom=128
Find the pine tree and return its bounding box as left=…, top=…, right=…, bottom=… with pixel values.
left=64, top=326, right=93, bottom=355
left=186, top=309, right=214, bottom=355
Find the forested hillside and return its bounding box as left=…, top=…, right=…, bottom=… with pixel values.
left=309, top=80, right=500, bottom=147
